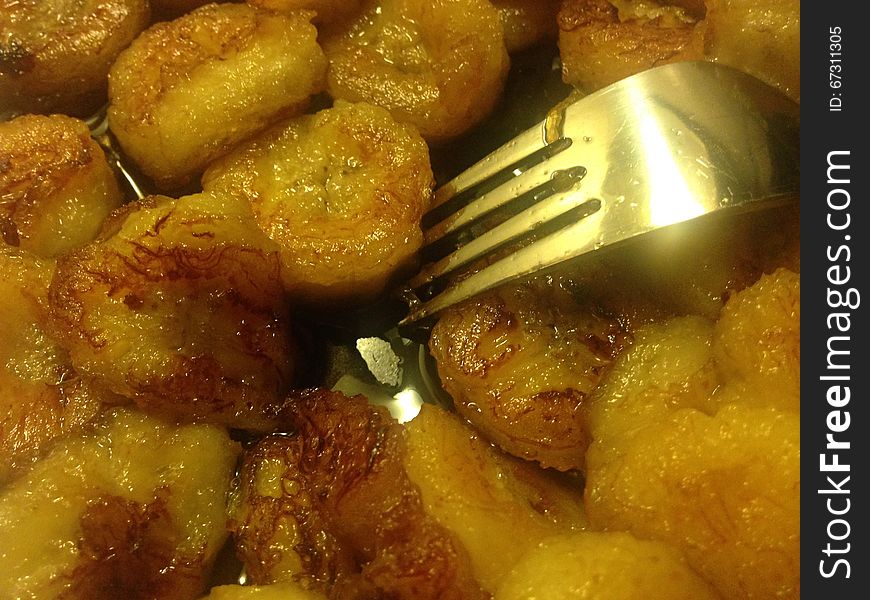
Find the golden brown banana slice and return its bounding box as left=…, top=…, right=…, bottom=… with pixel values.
left=321, top=0, right=510, bottom=143
left=704, top=0, right=800, bottom=102
left=558, top=0, right=799, bottom=101
left=495, top=532, right=719, bottom=600
left=248, top=0, right=364, bottom=24
left=0, top=247, right=112, bottom=485
left=584, top=271, right=801, bottom=600
left=107, top=3, right=327, bottom=190
left=47, top=191, right=295, bottom=430
left=203, top=101, right=432, bottom=305
left=0, top=407, right=239, bottom=599
left=230, top=390, right=586, bottom=597
left=203, top=583, right=328, bottom=600
left=0, top=114, right=124, bottom=258
left=403, top=403, right=587, bottom=593
left=229, top=389, right=488, bottom=599
left=0, top=0, right=150, bottom=117
left=493, top=0, right=560, bottom=53
left=558, top=0, right=705, bottom=92
left=712, top=268, right=800, bottom=413
left=429, top=279, right=628, bottom=471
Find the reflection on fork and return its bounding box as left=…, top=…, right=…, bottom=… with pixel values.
left=397, top=61, right=800, bottom=333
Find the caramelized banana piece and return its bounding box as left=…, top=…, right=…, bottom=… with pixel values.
left=403, top=404, right=587, bottom=593
left=0, top=0, right=150, bottom=117
left=0, top=247, right=110, bottom=485
left=712, top=269, right=800, bottom=413
left=203, top=582, right=328, bottom=599
left=558, top=0, right=799, bottom=101
left=493, top=0, right=560, bottom=53
left=229, top=389, right=488, bottom=599
left=704, top=0, right=800, bottom=102
left=47, top=191, right=295, bottom=430
left=0, top=408, right=239, bottom=599
left=587, top=404, right=800, bottom=599
left=322, top=0, right=509, bottom=143
left=203, top=101, right=431, bottom=304
left=248, top=0, right=364, bottom=24
left=585, top=272, right=801, bottom=599
left=0, top=114, right=124, bottom=258
left=495, top=532, right=719, bottom=600
left=558, top=0, right=705, bottom=92
left=429, top=279, right=628, bottom=471
left=107, top=3, right=327, bottom=190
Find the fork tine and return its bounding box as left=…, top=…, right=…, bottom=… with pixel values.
left=401, top=207, right=607, bottom=327
left=409, top=174, right=598, bottom=290
left=423, top=159, right=586, bottom=251
left=424, top=131, right=572, bottom=228
left=401, top=194, right=796, bottom=329
left=85, top=104, right=149, bottom=200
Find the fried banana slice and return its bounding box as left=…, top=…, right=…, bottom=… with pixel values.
left=704, top=0, right=800, bottom=102
left=47, top=191, right=295, bottom=430
left=247, top=0, right=364, bottom=24
left=107, top=3, right=327, bottom=190
left=0, top=114, right=124, bottom=258
left=493, top=0, right=560, bottom=53
left=203, top=101, right=431, bottom=305
left=321, top=0, right=509, bottom=143
left=558, top=0, right=799, bottom=101
left=712, top=268, right=800, bottom=413
left=0, top=407, right=239, bottom=599
left=558, top=0, right=705, bottom=92
left=585, top=271, right=801, bottom=599
left=0, top=247, right=111, bottom=485
left=229, top=389, right=488, bottom=599
left=495, top=532, right=719, bottom=600
left=429, top=279, right=628, bottom=471
left=403, top=403, right=587, bottom=593
left=0, top=0, right=150, bottom=117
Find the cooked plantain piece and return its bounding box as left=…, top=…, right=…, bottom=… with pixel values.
left=558, top=0, right=704, bottom=93
left=203, top=101, right=431, bottom=305
left=712, top=268, right=800, bottom=413
left=704, top=0, right=800, bottom=102
left=0, top=407, right=239, bottom=599
left=495, top=532, right=719, bottom=600
left=429, top=278, right=628, bottom=471
left=247, top=0, right=364, bottom=24
left=107, top=3, right=327, bottom=190
left=0, top=114, right=124, bottom=258
left=403, top=403, right=588, bottom=593
left=230, top=389, right=587, bottom=597
left=584, top=270, right=800, bottom=599
left=492, top=0, right=561, bottom=53
left=0, top=0, right=150, bottom=117
left=47, top=191, right=295, bottom=430
left=558, top=0, right=799, bottom=101
left=229, top=389, right=488, bottom=599
left=321, top=0, right=509, bottom=143
left=0, top=247, right=112, bottom=485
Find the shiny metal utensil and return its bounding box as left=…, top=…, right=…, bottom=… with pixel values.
left=85, top=107, right=150, bottom=201
left=398, top=61, right=800, bottom=330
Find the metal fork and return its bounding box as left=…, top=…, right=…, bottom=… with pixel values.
left=397, top=61, right=800, bottom=331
